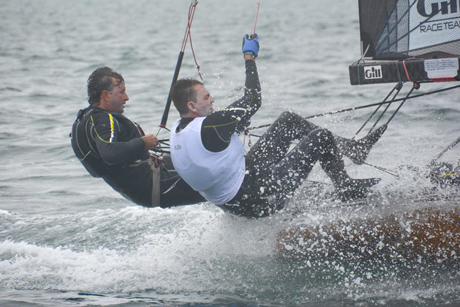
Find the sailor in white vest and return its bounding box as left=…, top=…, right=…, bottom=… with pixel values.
left=169, top=34, right=385, bottom=218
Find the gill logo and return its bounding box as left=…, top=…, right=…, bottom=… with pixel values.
left=417, top=0, right=459, bottom=17
left=364, top=66, right=382, bottom=80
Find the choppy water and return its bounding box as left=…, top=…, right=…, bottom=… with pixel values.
left=1, top=0, right=459, bottom=306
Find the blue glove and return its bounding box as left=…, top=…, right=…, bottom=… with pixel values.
left=242, top=34, right=259, bottom=58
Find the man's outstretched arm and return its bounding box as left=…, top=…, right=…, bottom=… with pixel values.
left=201, top=35, right=261, bottom=152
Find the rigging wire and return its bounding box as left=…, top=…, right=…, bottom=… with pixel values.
left=353, top=82, right=403, bottom=138
left=385, top=82, right=418, bottom=125
left=246, top=83, right=460, bottom=176
left=362, top=162, right=400, bottom=177
left=369, top=82, right=403, bottom=132
left=357, top=80, right=417, bottom=141
left=248, top=83, right=460, bottom=130
left=307, top=83, right=459, bottom=119
left=430, top=135, right=460, bottom=165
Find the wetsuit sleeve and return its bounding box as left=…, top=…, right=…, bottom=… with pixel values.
left=90, top=113, right=145, bottom=165
left=201, top=59, right=261, bottom=152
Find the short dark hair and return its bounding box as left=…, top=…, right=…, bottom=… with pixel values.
left=87, top=67, right=124, bottom=104
left=171, top=78, right=203, bottom=116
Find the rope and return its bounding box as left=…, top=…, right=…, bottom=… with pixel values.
left=253, top=1, right=261, bottom=35
left=182, top=2, right=202, bottom=80
left=402, top=60, right=412, bottom=82
left=181, top=3, right=197, bottom=51
left=188, top=31, right=202, bottom=80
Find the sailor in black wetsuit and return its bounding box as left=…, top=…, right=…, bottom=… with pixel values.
left=71, top=67, right=205, bottom=208
left=169, top=34, right=386, bottom=218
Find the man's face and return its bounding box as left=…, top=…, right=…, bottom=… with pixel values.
left=104, top=79, right=129, bottom=113
left=192, top=84, right=214, bottom=117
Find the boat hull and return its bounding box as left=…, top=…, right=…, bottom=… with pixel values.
left=277, top=206, right=460, bottom=262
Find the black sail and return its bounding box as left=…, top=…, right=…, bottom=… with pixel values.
left=350, top=0, right=460, bottom=85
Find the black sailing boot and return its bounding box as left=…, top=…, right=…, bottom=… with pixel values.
left=336, top=124, right=387, bottom=165
left=336, top=178, right=381, bottom=201
left=319, top=138, right=381, bottom=201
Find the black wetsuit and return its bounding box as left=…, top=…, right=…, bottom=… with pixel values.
left=71, top=107, right=204, bottom=207
left=175, top=60, right=354, bottom=218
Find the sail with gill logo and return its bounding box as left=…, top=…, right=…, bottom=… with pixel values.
left=349, top=0, right=460, bottom=85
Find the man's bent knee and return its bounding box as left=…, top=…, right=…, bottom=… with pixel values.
left=309, top=128, right=334, bottom=143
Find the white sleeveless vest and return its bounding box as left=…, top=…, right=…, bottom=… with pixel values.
left=170, top=117, right=246, bottom=205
